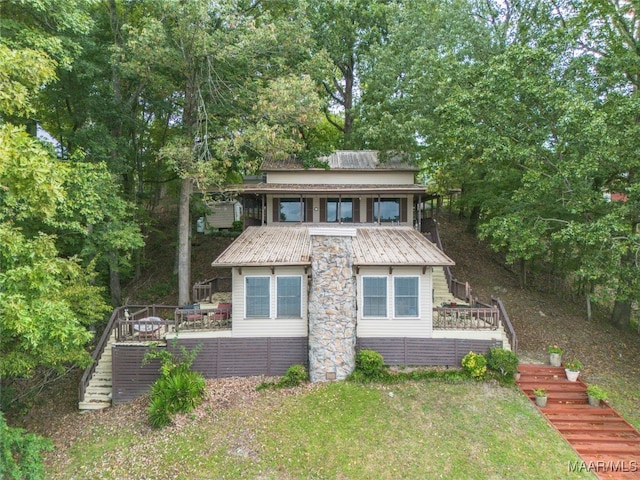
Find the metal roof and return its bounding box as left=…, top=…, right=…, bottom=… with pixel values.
left=225, top=183, right=433, bottom=196
left=262, top=151, right=418, bottom=171
left=212, top=225, right=454, bottom=267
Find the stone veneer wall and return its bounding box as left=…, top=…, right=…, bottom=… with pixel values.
left=308, top=235, right=357, bottom=382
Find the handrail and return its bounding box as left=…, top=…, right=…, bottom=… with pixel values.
left=192, top=276, right=232, bottom=303
left=428, top=223, right=453, bottom=291
left=78, top=304, right=179, bottom=404
left=492, top=296, right=518, bottom=354
left=433, top=306, right=499, bottom=330
left=78, top=306, right=122, bottom=404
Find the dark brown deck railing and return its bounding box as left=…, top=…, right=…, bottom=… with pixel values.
left=192, top=276, right=232, bottom=303
left=433, top=306, right=499, bottom=330
left=492, top=296, right=518, bottom=354
left=174, top=305, right=233, bottom=331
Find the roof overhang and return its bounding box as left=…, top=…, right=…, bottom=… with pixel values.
left=212, top=225, right=454, bottom=268
left=220, top=183, right=436, bottom=197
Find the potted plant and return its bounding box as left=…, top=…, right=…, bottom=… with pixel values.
left=586, top=384, right=607, bottom=407
left=564, top=359, right=582, bottom=382
left=533, top=387, right=547, bottom=407
left=514, top=370, right=521, bottom=381
left=548, top=345, right=563, bottom=367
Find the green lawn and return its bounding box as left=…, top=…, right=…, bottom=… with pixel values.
left=47, top=379, right=595, bottom=479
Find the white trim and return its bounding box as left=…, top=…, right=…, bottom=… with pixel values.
left=308, top=226, right=357, bottom=237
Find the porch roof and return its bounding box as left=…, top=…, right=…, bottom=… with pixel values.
left=212, top=225, right=454, bottom=268
left=223, top=183, right=434, bottom=196
left=262, top=150, right=419, bottom=171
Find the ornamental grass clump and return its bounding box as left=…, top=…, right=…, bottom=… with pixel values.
left=144, top=343, right=206, bottom=428
left=461, top=351, right=487, bottom=379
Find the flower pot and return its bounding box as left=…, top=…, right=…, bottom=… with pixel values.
left=549, top=353, right=562, bottom=367
left=565, top=369, right=580, bottom=382
left=535, top=395, right=548, bottom=408
left=587, top=394, right=601, bottom=407
left=514, top=372, right=521, bottom=381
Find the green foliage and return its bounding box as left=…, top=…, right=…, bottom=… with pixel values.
left=533, top=388, right=547, bottom=398
left=352, top=349, right=387, bottom=381
left=231, top=220, right=243, bottom=232
left=565, top=360, right=582, bottom=372
left=547, top=345, right=563, bottom=355
left=485, top=348, right=519, bottom=377
left=257, top=364, right=309, bottom=390
left=0, top=412, right=52, bottom=480
left=586, top=384, right=608, bottom=401
left=280, top=364, right=309, bottom=387
left=461, top=351, right=487, bottom=380
left=145, top=343, right=205, bottom=428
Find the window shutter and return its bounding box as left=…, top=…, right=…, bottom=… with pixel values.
left=400, top=198, right=408, bottom=223
left=305, top=198, right=313, bottom=222
left=353, top=198, right=360, bottom=223
left=272, top=198, right=280, bottom=223
left=366, top=198, right=374, bottom=223
left=319, top=198, right=327, bottom=222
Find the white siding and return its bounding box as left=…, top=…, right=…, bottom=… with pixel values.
left=356, top=266, right=433, bottom=337
left=231, top=266, right=308, bottom=337
left=267, top=170, right=415, bottom=185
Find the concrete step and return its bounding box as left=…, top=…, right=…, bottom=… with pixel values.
left=86, top=386, right=112, bottom=396
left=78, top=400, right=111, bottom=411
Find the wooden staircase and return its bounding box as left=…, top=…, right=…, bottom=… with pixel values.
left=78, top=331, right=114, bottom=410
left=517, top=364, right=640, bottom=479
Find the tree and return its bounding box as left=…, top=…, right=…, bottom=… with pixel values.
left=0, top=0, right=142, bottom=381
left=304, top=0, right=393, bottom=148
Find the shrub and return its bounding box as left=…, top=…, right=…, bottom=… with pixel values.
left=0, top=412, right=52, bottom=480
left=356, top=350, right=386, bottom=379
left=144, top=343, right=206, bottom=428
left=485, top=347, right=519, bottom=377
left=280, top=364, right=308, bottom=387
left=232, top=220, right=243, bottom=232
left=461, top=351, right=487, bottom=379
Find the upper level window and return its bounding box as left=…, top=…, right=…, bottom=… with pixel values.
left=394, top=276, right=419, bottom=317
left=280, top=198, right=305, bottom=222
left=375, top=198, right=400, bottom=223
left=276, top=276, right=302, bottom=318
left=327, top=198, right=353, bottom=222
left=362, top=276, right=387, bottom=317
left=245, top=276, right=270, bottom=317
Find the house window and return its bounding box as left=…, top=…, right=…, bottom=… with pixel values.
left=280, top=198, right=305, bottom=222
left=394, top=276, right=419, bottom=317
left=327, top=198, right=353, bottom=222
left=375, top=198, right=401, bottom=222
left=276, top=276, right=302, bottom=318
left=245, top=276, right=270, bottom=317
left=362, top=276, right=387, bottom=317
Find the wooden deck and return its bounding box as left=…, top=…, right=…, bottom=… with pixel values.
left=517, top=364, right=640, bottom=479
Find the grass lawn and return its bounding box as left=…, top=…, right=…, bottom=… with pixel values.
left=48, top=379, right=594, bottom=479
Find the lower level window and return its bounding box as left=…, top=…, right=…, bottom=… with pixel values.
left=394, top=276, right=419, bottom=317
left=277, top=276, right=302, bottom=318
left=363, top=276, right=387, bottom=317
left=246, top=277, right=270, bottom=317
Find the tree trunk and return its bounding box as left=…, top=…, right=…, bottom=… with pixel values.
left=109, top=250, right=121, bottom=306
left=466, top=205, right=480, bottom=234
left=610, top=299, right=631, bottom=328
left=177, top=177, right=192, bottom=306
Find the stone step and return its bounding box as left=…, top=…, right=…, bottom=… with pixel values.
left=86, top=386, right=112, bottom=396
left=78, top=400, right=111, bottom=411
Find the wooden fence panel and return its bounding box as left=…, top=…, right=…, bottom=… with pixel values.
left=356, top=337, right=502, bottom=367
left=112, top=337, right=308, bottom=404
